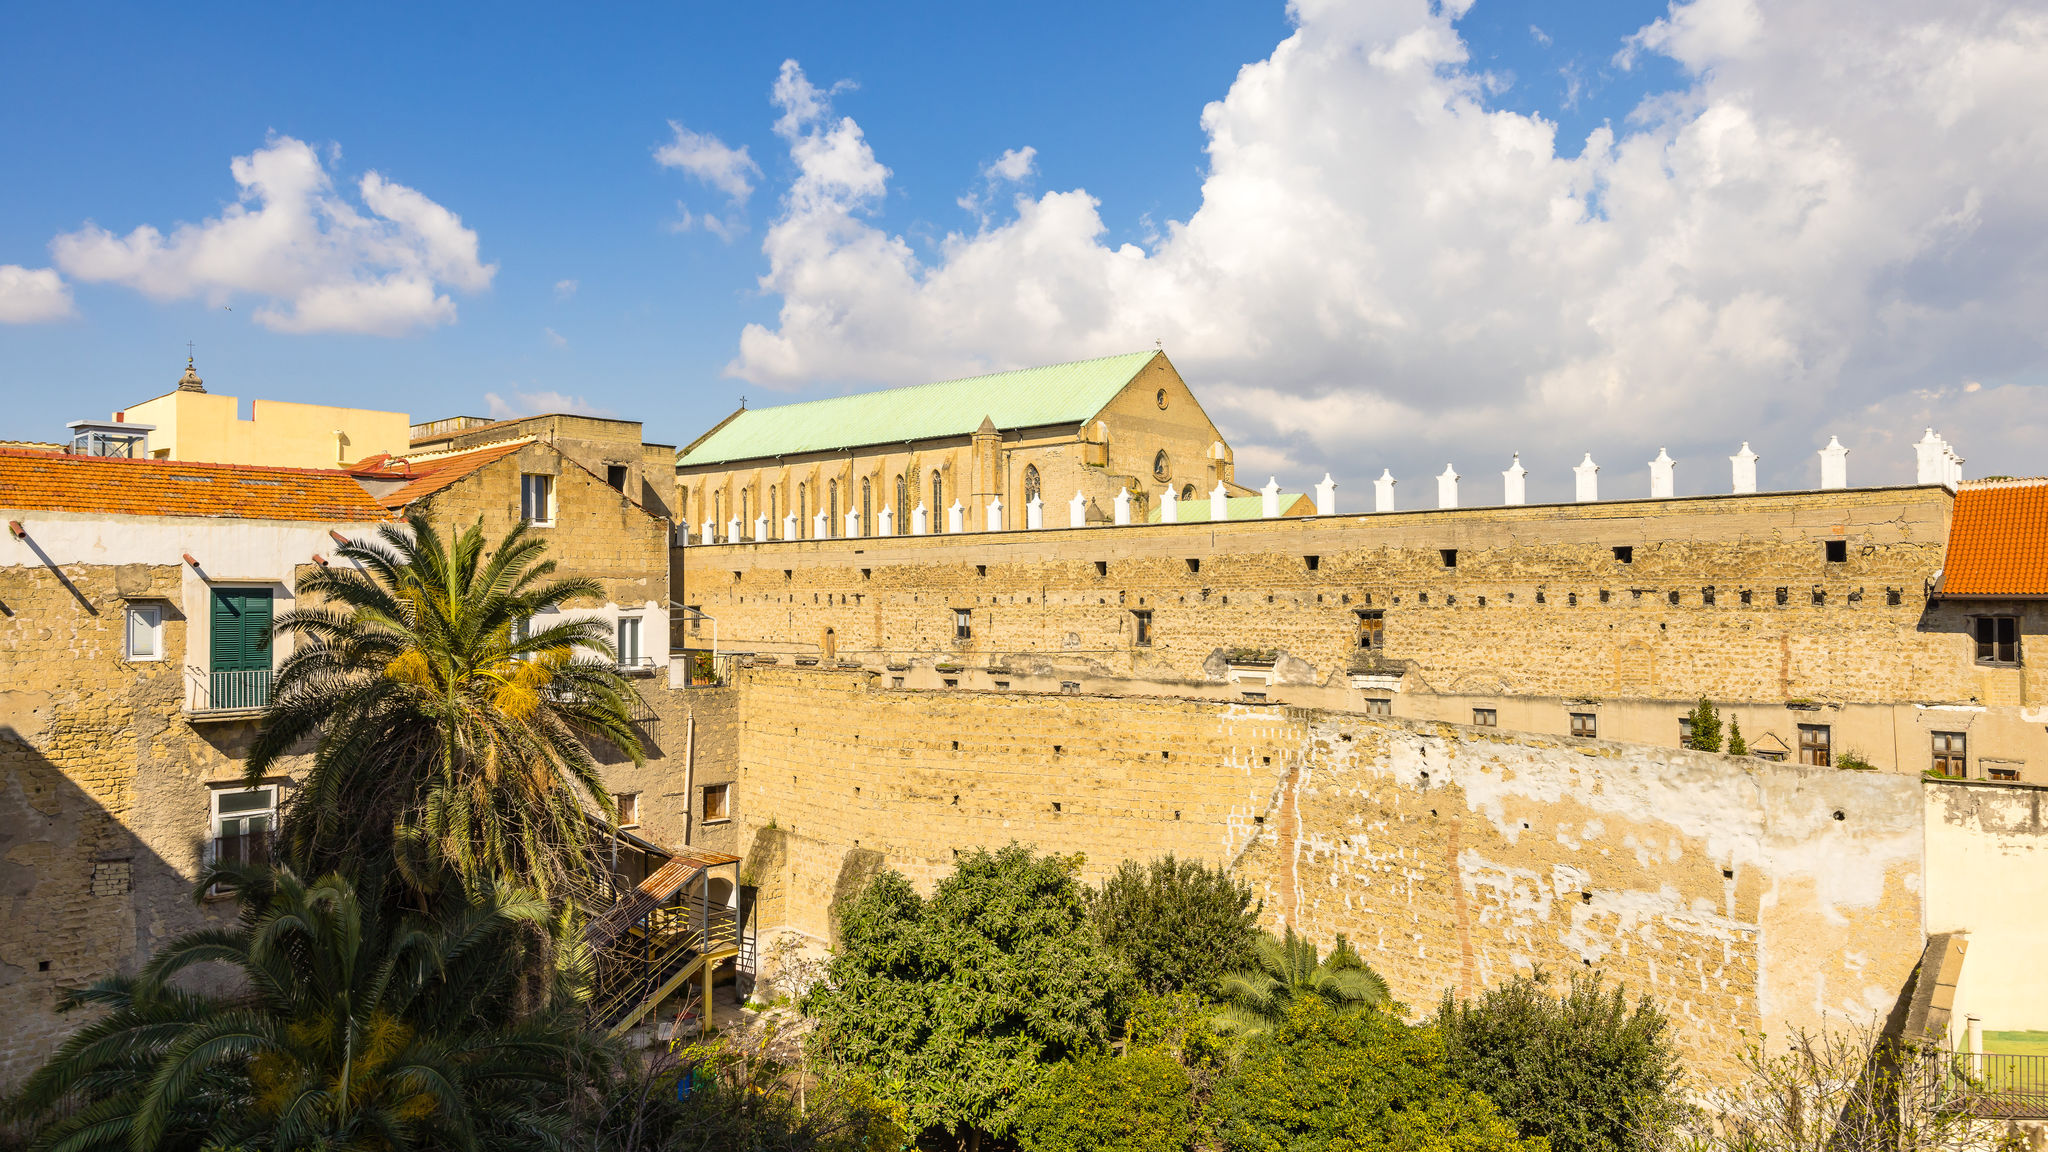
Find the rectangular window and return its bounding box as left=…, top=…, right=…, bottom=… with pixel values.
left=1987, top=764, right=2020, bottom=782
left=1570, top=712, right=1598, bottom=739
left=1931, top=732, right=1967, bottom=779
left=1972, top=616, right=2019, bottom=665
left=615, top=792, right=640, bottom=827
left=1798, top=724, right=1832, bottom=767
left=1356, top=610, right=1384, bottom=650
left=1362, top=697, right=1392, bottom=717
left=687, top=605, right=702, bottom=634
left=521, top=473, right=554, bottom=525
left=1679, top=717, right=1695, bottom=748
left=208, top=587, right=273, bottom=710
left=616, top=616, right=643, bottom=667
left=1132, top=610, right=1153, bottom=647
left=1825, top=539, right=1848, bottom=563
left=126, top=603, right=162, bottom=661
left=954, top=608, right=972, bottom=641
left=1472, top=708, right=1497, bottom=727
left=606, top=464, right=629, bottom=491
left=210, top=784, right=277, bottom=868
left=702, top=783, right=731, bottom=823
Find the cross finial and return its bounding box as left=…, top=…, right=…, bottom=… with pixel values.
left=739, top=394, right=747, bottom=409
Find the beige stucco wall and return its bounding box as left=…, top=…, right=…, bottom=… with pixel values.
left=728, top=666, right=1930, bottom=1080
left=121, top=390, right=410, bottom=469
left=1923, top=779, right=2048, bottom=1038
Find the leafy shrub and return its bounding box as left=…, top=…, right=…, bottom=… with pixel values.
left=1015, top=1049, right=1193, bottom=1152
left=1215, top=928, right=1393, bottom=1037
left=1727, top=718, right=1748, bottom=756
left=1089, top=855, right=1260, bottom=995
left=1686, top=698, right=1723, bottom=752
left=1208, top=998, right=1535, bottom=1152
left=1437, top=970, right=1681, bottom=1152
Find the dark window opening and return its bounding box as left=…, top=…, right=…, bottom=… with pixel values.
left=1355, top=609, right=1384, bottom=650
left=953, top=609, right=972, bottom=640
left=1703, top=587, right=1717, bottom=605
left=1440, top=549, right=1458, bottom=568
left=1775, top=587, right=1789, bottom=605
left=1973, top=616, right=2019, bottom=665
left=1095, top=560, right=1109, bottom=577
left=1825, top=539, right=1848, bottom=562
left=1887, top=589, right=1902, bottom=606
left=1598, top=589, right=1610, bottom=604
left=1133, top=610, right=1153, bottom=646
left=606, top=464, right=629, bottom=491
left=1668, top=590, right=1681, bottom=605
left=1741, top=590, right=1753, bottom=605
left=1305, top=555, right=1320, bottom=571
left=1186, top=558, right=1200, bottom=574
left=1613, top=546, right=1633, bottom=564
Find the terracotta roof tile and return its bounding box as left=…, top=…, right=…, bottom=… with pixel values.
left=0, top=448, right=392, bottom=522
left=1941, top=478, right=2048, bottom=598
left=355, top=439, right=534, bottom=509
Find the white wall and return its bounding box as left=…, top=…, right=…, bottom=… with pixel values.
left=1922, top=779, right=2048, bottom=1035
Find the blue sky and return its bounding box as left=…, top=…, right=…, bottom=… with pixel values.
left=4, top=0, right=2042, bottom=500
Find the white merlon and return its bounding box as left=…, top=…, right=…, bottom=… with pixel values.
left=782, top=511, right=797, bottom=540
left=754, top=515, right=768, bottom=541
left=1502, top=454, right=1527, bottom=506
left=985, top=497, right=1003, bottom=532
left=1819, top=436, right=1849, bottom=490
left=947, top=500, right=965, bottom=534
left=1113, top=489, right=1132, bottom=526
left=1731, top=443, right=1759, bottom=495
left=1916, top=428, right=1964, bottom=489
left=1261, top=477, right=1281, bottom=519
left=1437, top=464, right=1459, bottom=509
left=1211, top=482, right=1230, bottom=522
left=843, top=509, right=860, bottom=539
left=1573, top=454, right=1599, bottom=503
left=911, top=503, right=929, bottom=535
left=1649, top=448, right=1675, bottom=499
left=1070, top=491, right=1088, bottom=529
left=701, top=521, right=714, bottom=545
left=727, top=516, right=742, bottom=542
left=812, top=510, right=827, bottom=539
left=1026, top=495, right=1043, bottom=530
left=1314, top=473, right=1336, bottom=516
left=1159, top=486, right=1179, bottom=523
left=1373, top=469, right=1397, bottom=513
left=877, top=506, right=894, bottom=537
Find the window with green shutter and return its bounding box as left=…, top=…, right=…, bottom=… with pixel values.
left=209, top=588, right=273, bottom=710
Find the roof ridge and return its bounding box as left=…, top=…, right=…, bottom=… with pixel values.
left=392, top=435, right=539, bottom=466
left=735, top=349, right=1156, bottom=417
left=0, top=445, right=359, bottom=479
left=1959, top=476, right=2048, bottom=489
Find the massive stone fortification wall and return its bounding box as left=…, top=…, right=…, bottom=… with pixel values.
left=731, top=666, right=1938, bottom=1079
left=679, top=486, right=2032, bottom=775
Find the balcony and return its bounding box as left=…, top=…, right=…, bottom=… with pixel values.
left=614, top=655, right=657, bottom=677
left=185, top=667, right=273, bottom=720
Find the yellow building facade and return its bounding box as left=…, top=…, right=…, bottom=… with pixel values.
left=116, top=359, right=411, bottom=468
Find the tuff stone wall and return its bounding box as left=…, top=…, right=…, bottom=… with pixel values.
left=677, top=485, right=2041, bottom=777
left=730, top=666, right=1930, bottom=1080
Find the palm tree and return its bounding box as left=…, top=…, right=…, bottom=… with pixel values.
left=6, top=861, right=605, bottom=1152
left=1214, top=928, right=1395, bottom=1037
left=247, top=511, right=644, bottom=905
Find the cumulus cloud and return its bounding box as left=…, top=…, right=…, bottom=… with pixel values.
left=50, top=135, right=493, bottom=336
left=959, top=146, right=1040, bottom=217
left=726, top=2, right=2048, bottom=497
left=655, top=121, right=761, bottom=202
left=0, top=265, right=74, bottom=323
left=483, top=389, right=613, bottom=419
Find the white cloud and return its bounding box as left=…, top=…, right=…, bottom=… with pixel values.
left=958, top=146, right=1040, bottom=217
left=0, top=265, right=74, bottom=323
left=655, top=121, right=761, bottom=203
left=483, top=389, right=612, bottom=419
left=725, top=4, right=2048, bottom=497
left=49, top=135, right=493, bottom=336
left=544, top=326, right=567, bottom=348
left=554, top=278, right=579, bottom=300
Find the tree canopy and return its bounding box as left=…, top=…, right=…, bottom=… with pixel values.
left=1215, top=928, right=1393, bottom=1037
left=803, top=844, right=1132, bottom=1145
left=1088, top=854, right=1260, bottom=996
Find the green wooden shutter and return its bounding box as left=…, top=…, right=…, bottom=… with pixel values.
left=209, top=589, right=274, bottom=709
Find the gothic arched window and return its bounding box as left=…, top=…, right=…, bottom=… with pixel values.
left=741, top=488, right=749, bottom=524
left=931, top=471, right=944, bottom=523
left=769, top=485, right=778, bottom=525
left=1153, top=450, right=1171, bottom=481
left=861, top=478, right=872, bottom=535
left=1181, top=484, right=1195, bottom=500
left=1024, top=464, right=1041, bottom=505
left=896, top=473, right=909, bottom=524
left=829, top=480, right=839, bottom=537
left=798, top=483, right=807, bottom=535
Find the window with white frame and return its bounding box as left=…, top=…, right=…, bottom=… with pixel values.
left=126, top=603, right=163, bottom=661
left=520, top=473, right=555, bottom=526
left=615, top=791, right=641, bottom=827
left=616, top=616, right=643, bottom=667
left=703, top=783, right=731, bottom=823
left=210, top=784, right=277, bottom=867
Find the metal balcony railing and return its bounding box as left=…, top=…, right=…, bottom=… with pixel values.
left=186, top=667, right=273, bottom=714
left=1933, top=1051, right=2048, bottom=1118
left=614, top=655, right=657, bottom=675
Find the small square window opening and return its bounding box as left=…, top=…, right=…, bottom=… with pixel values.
left=1798, top=724, right=1832, bottom=767
left=1972, top=616, right=2019, bottom=666
left=1440, top=549, right=1458, bottom=568
left=1472, top=708, right=1497, bottom=727
left=615, top=792, right=640, bottom=827
left=1362, top=697, right=1392, bottom=717
left=1613, top=546, right=1633, bottom=564
left=606, top=464, right=629, bottom=491
left=1931, top=732, right=1966, bottom=779
left=1825, top=539, right=1847, bottom=563
left=1570, top=712, right=1598, bottom=739
left=702, top=783, right=731, bottom=823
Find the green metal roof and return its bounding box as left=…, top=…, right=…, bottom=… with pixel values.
left=678, top=350, right=1159, bottom=467
left=1148, top=494, right=1313, bottom=523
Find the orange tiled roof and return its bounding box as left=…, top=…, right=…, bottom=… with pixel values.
left=351, top=438, right=533, bottom=509
left=0, top=447, right=392, bottom=522
left=1941, top=478, right=2048, bottom=598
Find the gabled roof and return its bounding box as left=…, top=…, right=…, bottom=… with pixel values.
left=349, top=439, right=534, bottom=509
left=678, top=350, right=1161, bottom=467
left=1148, top=493, right=1315, bottom=523
left=0, top=447, right=392, bottom=522
left=1939, top=477, right=2048, bottom=598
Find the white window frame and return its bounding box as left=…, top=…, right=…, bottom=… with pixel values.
left=616, top=615, right=644, bottom=669
left=615, top=791, right=641, bottom=828
left=702, top=783, right=731, bottom=824
left=521, top=473, right=556, bottom=527
left=126, top=603, right=164, bottom=661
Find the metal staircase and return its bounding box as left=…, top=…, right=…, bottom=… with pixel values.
left=582, top=844, right=743, bottom=1036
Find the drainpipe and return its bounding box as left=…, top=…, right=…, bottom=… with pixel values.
left=682, top=714, right=696, bottom=847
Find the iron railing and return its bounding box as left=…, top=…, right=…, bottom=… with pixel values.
left=669, top=648, right=738, bottom=688
left=187, top=667, right=273, bottom=713
left=1935, top=1051, right=2048, bottom=1118
left=588, top=889, right=739, bottom=1030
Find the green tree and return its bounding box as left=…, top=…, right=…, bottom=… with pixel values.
left=804, top=844, right=1131, bottom=1148
left=1686, top=698, right=1723, bottom=753
left=7, top=862, right=598, bottom=1152
left=1436, top=970, right=1682, bottom=1152
left=1215, top=928, right=1393, bottom=1038
left=1088, top=855, right=1260, bottom=995
left=1727, top=718, right=1748, bottom=756
left=1015, top=1049, right=1192, bottom=1152
left=248, top=511, right=644, bottom=904
left=1208, top=998, right=1537, bottom=1152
